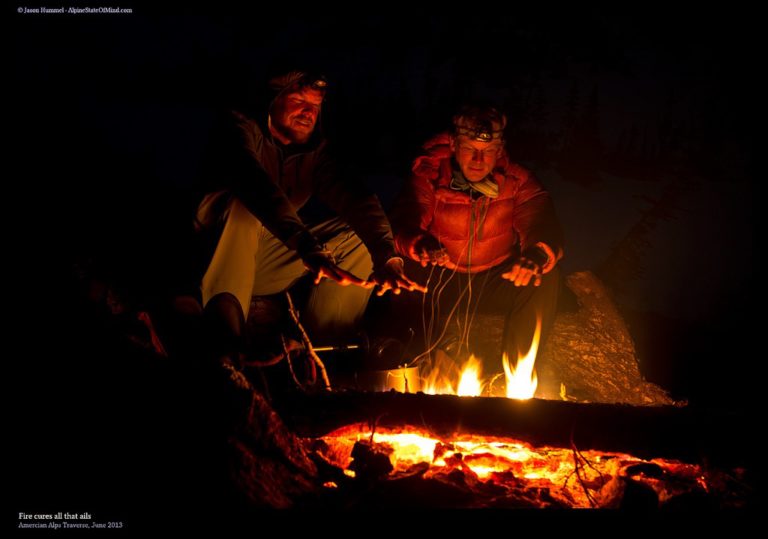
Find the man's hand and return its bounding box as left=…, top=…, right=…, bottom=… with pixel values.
left=412, top=235, right=450, bottom=268
left=302, top=250, right=373, bottom=289
left=501, top=255, right=544, bottom=287
left=370, top=257, right=427, bottom=296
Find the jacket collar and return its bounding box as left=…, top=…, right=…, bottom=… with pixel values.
left=450, top=163, right=500, bottom=198
left=259, top=115, right=325, bottom=155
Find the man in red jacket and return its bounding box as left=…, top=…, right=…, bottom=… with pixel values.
left=390, top=104, right=563, bottom=375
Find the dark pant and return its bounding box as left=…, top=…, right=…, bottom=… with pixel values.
left=396, top=260, right=560, bottom=375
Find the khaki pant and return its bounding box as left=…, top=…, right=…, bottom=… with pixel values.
left=197, top=192, right=374, bottom=344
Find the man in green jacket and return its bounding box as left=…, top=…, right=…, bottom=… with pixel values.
left=196, top=70, right=422, bottom=359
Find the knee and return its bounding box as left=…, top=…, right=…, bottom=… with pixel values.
left=531, top=266, right=560, bottom=305
left=203, top=292, right=245, bottom=339
left=195, top=191, right=231, bottom=230
left=173, top=295, right=203, bottom=318
left=541, top=265, right=561, bottom=290
left=532, top=266, right=561, bottom=320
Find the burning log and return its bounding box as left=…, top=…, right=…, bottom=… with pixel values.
left=277, top=390, right=743, bottom=466
left=281, top=390, right=751, bottom=509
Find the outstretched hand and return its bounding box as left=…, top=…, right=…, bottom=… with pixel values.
left=302, top=250, right=373, bottom=289
left=413, top=235, right=450, bottom=267
left=370, top=257, right=427, bottom=296
left=501, top=256, right=543, bottom=287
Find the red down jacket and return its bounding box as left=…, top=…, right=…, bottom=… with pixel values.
left=391, top=133, right=563, bottom=273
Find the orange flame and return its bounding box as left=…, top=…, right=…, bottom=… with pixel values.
left=421, top=360, right=455, bottom=395
left=423, top=354, right=484, bottom=396
left=503, top=315, right=541, bottom=399
left=419, top=313, right=542, bottom=399
left=457, top=355, right=483, bottom=396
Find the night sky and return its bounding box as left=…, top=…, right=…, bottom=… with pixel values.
left=11, top=3, right=759, bottom=520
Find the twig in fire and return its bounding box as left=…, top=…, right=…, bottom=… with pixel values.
left=367, top=413, right=388, bottom=444
left=285, top=291, right=331, bottom=390
left=563, top=427, right=606, bottom=507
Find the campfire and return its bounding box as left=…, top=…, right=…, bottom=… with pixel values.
left=421, top=316, right=542, bottom=399
left=315, top=424, right=712, bottom=508
left=265, top=282, right=749, bottom=509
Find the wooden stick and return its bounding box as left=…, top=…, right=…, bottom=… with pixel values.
left=285, top=291, right=331, bottom=391
left=281, top=333, right=304, bottom=390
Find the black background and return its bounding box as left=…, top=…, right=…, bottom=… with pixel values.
left=10, top=3, right=759, bottom=524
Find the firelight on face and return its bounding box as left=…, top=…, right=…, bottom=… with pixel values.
left=452, top=135, right=502, bottom=182
left=271, top=87, right=324, bottom=144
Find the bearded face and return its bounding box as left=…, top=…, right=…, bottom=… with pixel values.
left=270, top=87, right=324, bottom=144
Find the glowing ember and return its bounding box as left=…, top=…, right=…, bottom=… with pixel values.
left=361, top=431, right=439, bottom=464
left=503, top=315, right=541, bottom=399
left=317, top=424, right=712, bottom=508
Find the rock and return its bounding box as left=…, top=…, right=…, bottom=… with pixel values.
left=466, top=271, right=676, bottom=405
left=535, top=271, right=676, bottom=405
left=220, top=359, right=320, bottom=508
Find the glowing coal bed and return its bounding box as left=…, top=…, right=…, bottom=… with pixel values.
left=313, top=424, right=740, bottom=509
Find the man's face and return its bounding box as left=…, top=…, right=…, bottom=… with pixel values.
left=451, top=135, right=503, bottom=182
left=271, top=87, right=324, bottom=143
